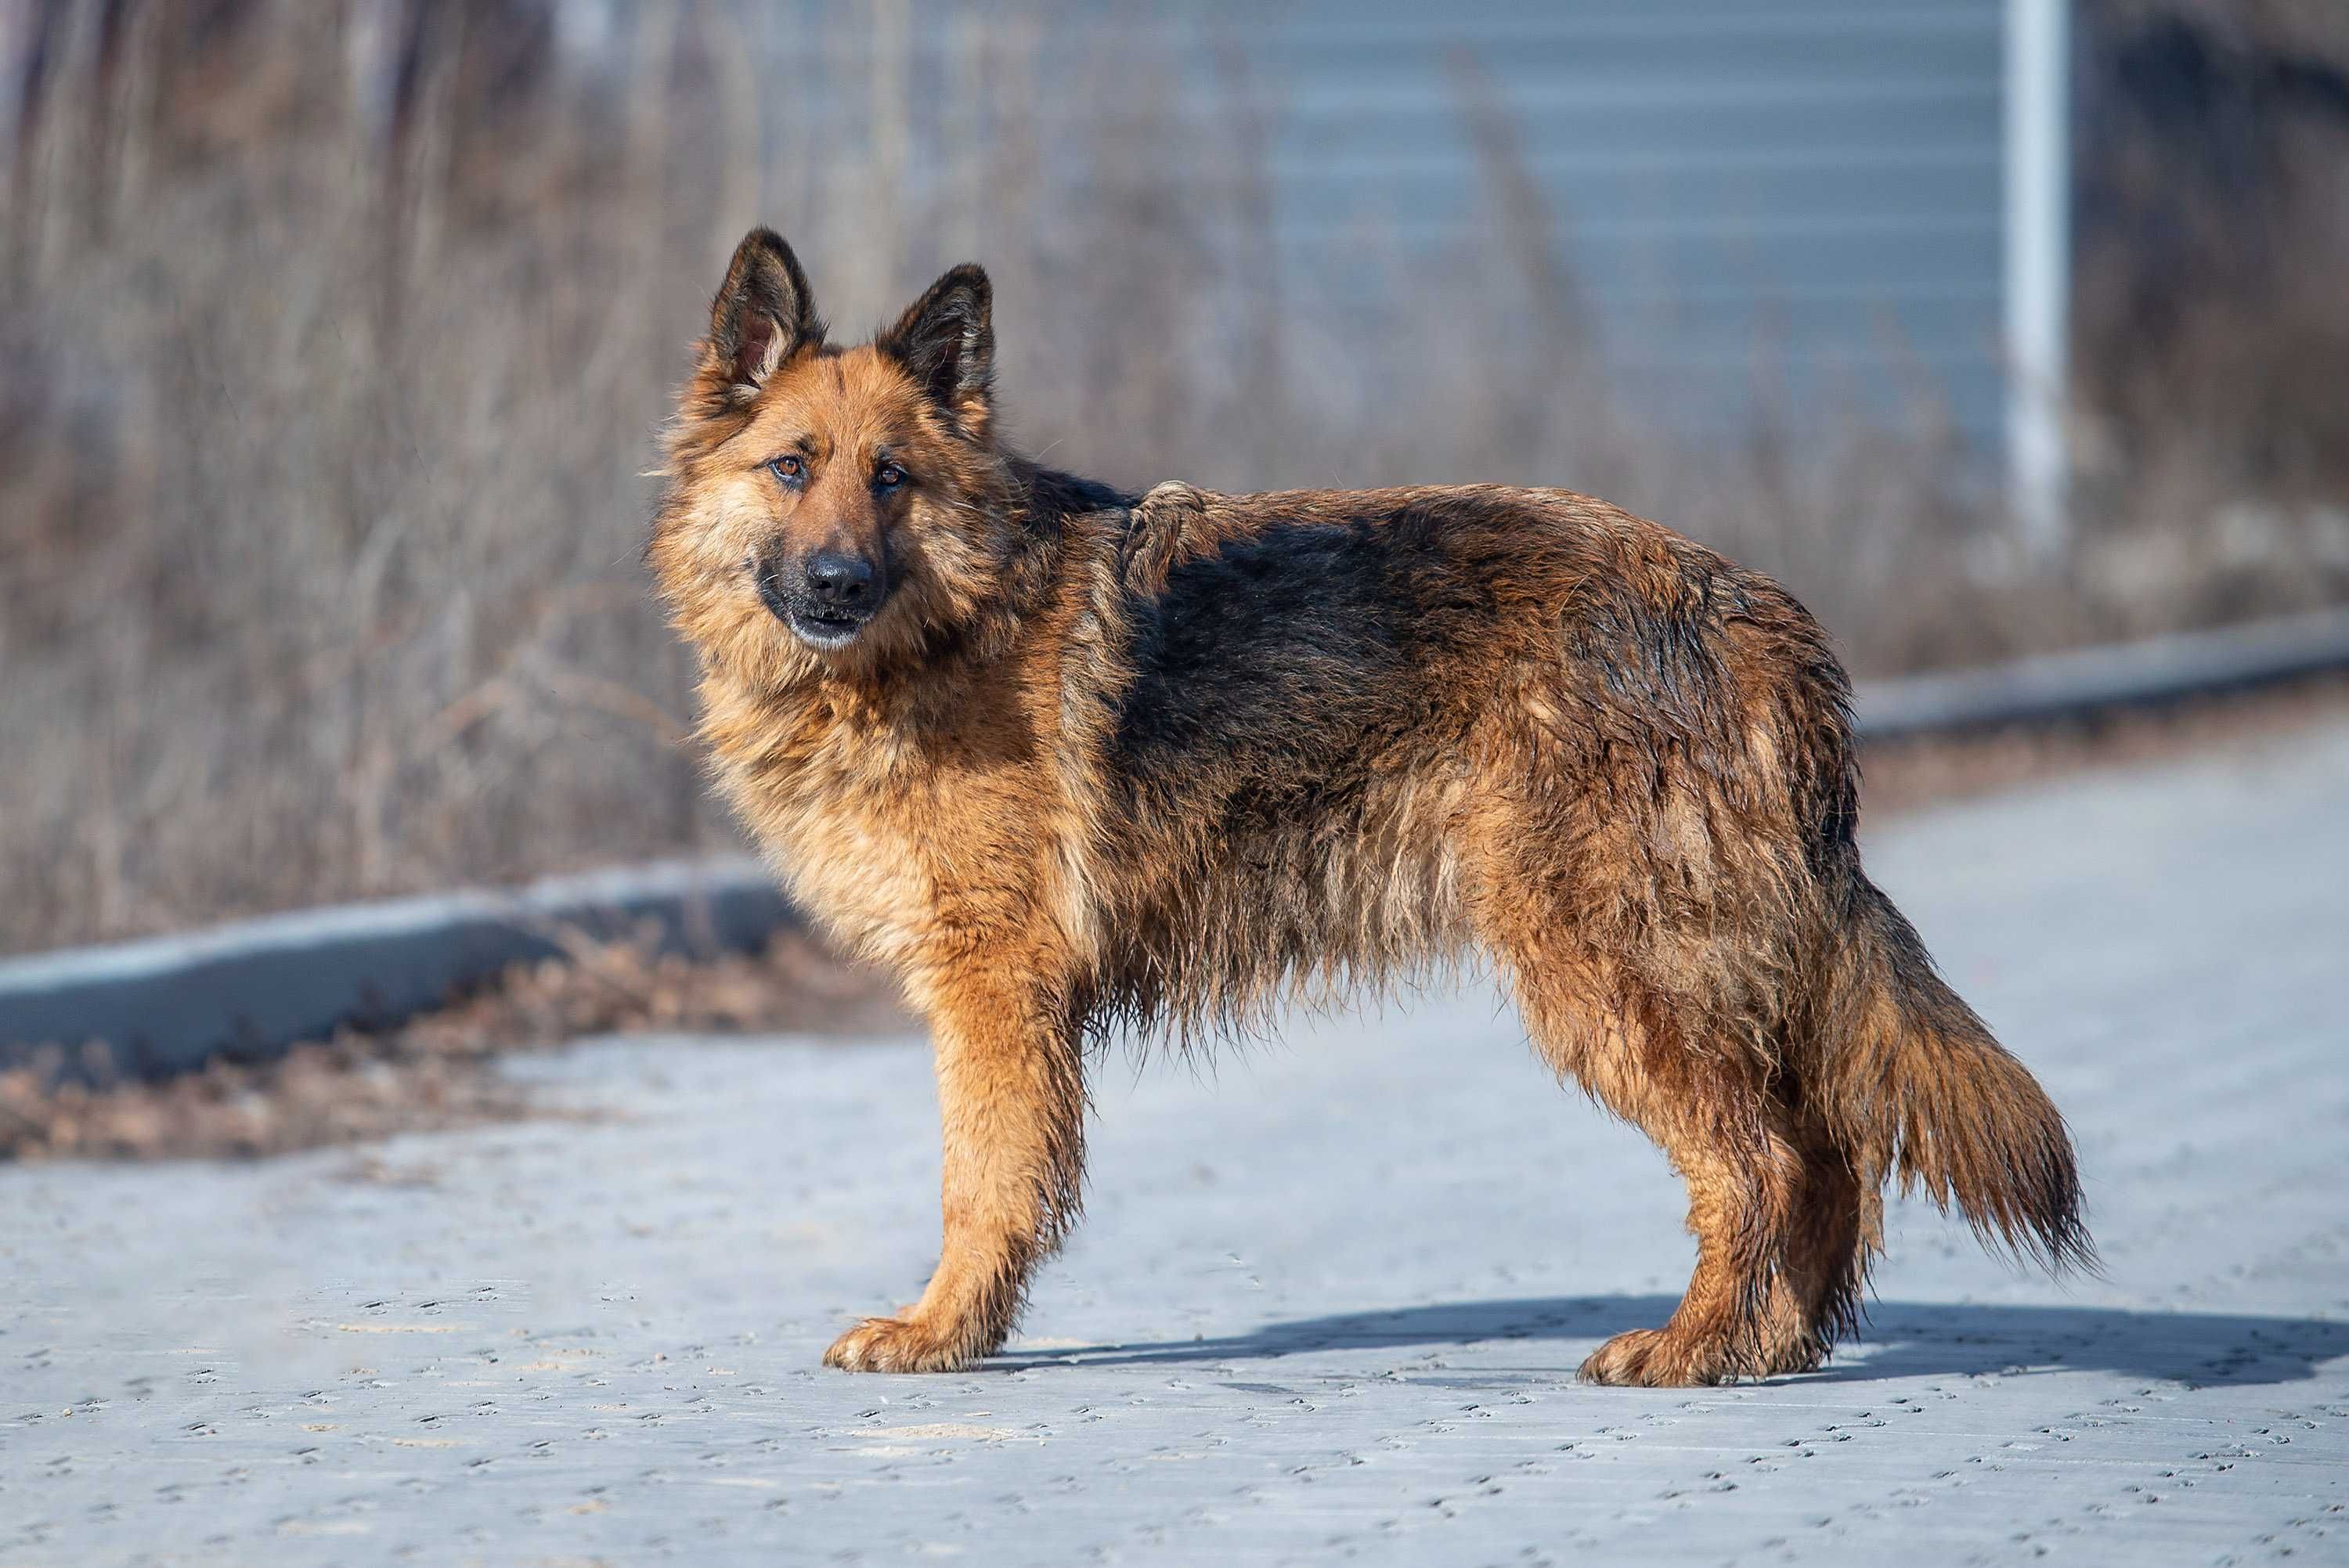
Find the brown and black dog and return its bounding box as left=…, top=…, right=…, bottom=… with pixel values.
left=649, top=229, right=2091, bottom=1386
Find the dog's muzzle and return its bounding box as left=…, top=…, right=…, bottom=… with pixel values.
left=758, top=549, right=888, bottom=649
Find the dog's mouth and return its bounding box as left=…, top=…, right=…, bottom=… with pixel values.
left=756, top=571, right=877, bottom=651
left=782, top=604, right=868, bottom=649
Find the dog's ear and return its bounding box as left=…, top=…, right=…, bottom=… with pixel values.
left=878, top=264, right=993, bottom=434
left=704, top=229, right=823, bottom=403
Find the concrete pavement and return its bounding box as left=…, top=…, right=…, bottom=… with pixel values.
left=3, top=722, right=2347, bottom=1565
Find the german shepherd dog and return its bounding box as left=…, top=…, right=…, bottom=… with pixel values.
left=650, top=230, right=2091, bottom=1386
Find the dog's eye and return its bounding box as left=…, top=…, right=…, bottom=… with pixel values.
left=875, top=463, right=907, bottom=491
left=767, top=454, right=803, bottom=484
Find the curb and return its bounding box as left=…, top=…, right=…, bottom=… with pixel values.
left=0, top=858, right=786, bottom=1082
left=7, top=605, right=2347, bottom=1080
left=1851, top=604, right=2349, bottom=742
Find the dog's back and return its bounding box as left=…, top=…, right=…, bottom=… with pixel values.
left=1087, top=482, right=1846, bottom=1035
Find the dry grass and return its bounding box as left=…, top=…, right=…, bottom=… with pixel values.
left=3, top=0, right=2346, bottom=957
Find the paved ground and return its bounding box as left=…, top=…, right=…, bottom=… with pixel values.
left=4, top=723, right=2347, bottom=1567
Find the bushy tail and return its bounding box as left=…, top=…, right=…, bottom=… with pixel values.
left=1820, top=874, right=2095, bottom=1274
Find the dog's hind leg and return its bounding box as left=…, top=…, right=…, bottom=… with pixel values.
left=1483, top=917, right=1805, bottom=1386
left=1752, top=1125, right=1876, bottom=1375
left=1571, top=1015, right=1803, bottom=1386
left=823, top=961, right=1086, bottom=1373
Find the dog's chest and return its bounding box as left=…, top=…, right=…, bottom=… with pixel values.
left=773, top=800, right=937, bottom=959
left=720, top=738, right=932, bottom=946
left=712, top=690, right=1058, bottom=966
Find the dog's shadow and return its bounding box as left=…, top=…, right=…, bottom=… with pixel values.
left=999, top=1296, right=2347, bottom=1388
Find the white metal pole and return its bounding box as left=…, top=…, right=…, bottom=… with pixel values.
left=2005, top=0, right=2072, bottom=553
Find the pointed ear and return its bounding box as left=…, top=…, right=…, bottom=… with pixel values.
left=877, top=264, right=994, bottom=433
left=704, top=229, right=823, bottom=403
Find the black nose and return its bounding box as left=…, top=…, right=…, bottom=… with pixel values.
left=803, top=550, right=876, bottom=611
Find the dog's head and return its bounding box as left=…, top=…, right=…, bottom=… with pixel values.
left=651, top=229, right=1020, bottom=679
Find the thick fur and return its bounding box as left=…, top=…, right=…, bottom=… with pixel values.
left=649, top=230, right=2092, bottom=1386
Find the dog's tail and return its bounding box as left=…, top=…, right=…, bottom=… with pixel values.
left=1817, top=873, right=2095, bottom=1274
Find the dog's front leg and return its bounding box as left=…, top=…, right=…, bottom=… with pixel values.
left=823, top=964, right=1085, bottom=1372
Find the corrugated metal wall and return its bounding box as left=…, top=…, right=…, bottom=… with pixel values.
left=1260, top=0, right=2009, bottom=445
left=583, top=0, right=2015, bottom=455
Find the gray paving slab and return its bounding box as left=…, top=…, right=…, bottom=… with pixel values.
left=4, top=723, right=2348, bottom=1566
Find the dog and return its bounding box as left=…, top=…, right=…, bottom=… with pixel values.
left=648, top=229, right=2091, bottom=1386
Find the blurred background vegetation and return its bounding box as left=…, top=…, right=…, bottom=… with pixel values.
left=4, top=0, right=2346, bottom=954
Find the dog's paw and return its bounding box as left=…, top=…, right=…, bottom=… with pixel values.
left=822, top=1314, right=978, bottom=1374
left=1755, top=1329, right=1830, bottom=1379
left=1577, top=1327, right=1737, bottom=1387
